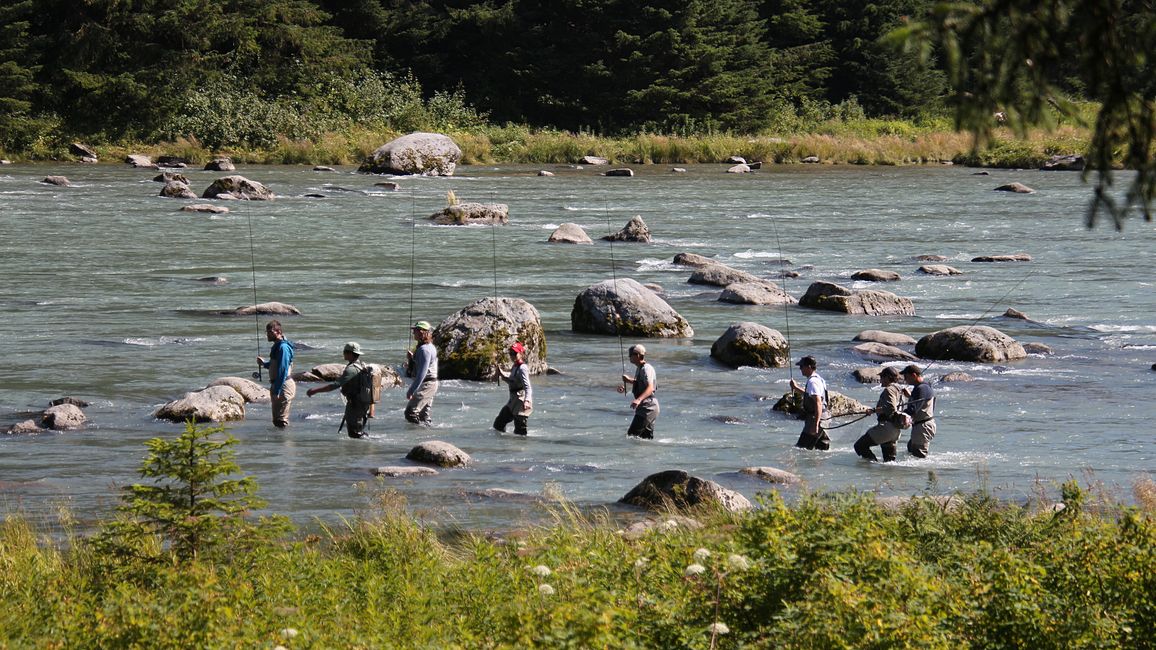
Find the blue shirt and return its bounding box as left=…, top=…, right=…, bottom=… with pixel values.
left=265, top=339, right=294, bottom=397
left=408, top=343, right=438, bottom=395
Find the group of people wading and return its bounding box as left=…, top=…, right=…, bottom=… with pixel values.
left=257, top=320, right=936, bottom=458
left=789, top=355, right=938, bottom=461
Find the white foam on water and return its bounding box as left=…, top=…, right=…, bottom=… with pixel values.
left=1090, top=323, right=1156, bottom=333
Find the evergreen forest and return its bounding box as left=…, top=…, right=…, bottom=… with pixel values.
left=1, top=0, right=978, bottom=151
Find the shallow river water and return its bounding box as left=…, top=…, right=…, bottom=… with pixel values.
left=1, top=162, right=1153, bottom=531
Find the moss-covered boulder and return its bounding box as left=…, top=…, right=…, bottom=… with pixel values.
left=571, top=278, right=693, bottom=338
left=710, top=322, right=789, bottom=368
left=434, top=297, right=546, bottom=381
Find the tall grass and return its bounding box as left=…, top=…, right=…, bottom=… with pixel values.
left=2, top=479, right=1154, bottom=648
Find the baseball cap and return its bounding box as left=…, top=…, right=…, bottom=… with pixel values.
left=343, top=342, right=362, bottom=356
left=412, top=320, right=432, bottom=331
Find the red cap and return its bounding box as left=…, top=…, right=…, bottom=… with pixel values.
left=509, top=342, right=525, bottom=354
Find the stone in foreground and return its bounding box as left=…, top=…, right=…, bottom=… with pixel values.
left=620, top=470, right=751, bottom=513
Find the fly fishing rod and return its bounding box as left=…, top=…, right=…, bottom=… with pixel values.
left=768, top=213, right=794, bottom=383
left=243, top=194, right=262, bottom=381
left=605, top=202, right=628, bottom=391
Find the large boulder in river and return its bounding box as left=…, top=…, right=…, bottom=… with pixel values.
left=434, top=297, right=547, bottom=381
left=359, top=132, right=461, bottom=176
left=202, top=175, right=274, bottom=200
left=915, top=325, right=1027, bottom=362
left=160, top=181, right=197, bottom=199
left=572, top=278, right=693, bottom=338
left=918, top=264, right=963, bottom=276
left=40, top=403, right=87, bottom=430
left=296, top=363, right=402, bottom=387
left=711, top=322, right=789, bottom=368
left=70, top=142, right=98, bottom=160
left=602, top=215, right=651, bottom=242
left=41, top=176, right=72, bottom=187
left=406, top=440, right=471, bottom=467
left=547, top=223, right=593, bottom=244
left=154, top=386, right=246, bottom=422
left=428, top=202, right=508, bottom=225
left=718, top=281, right=796, bottom=305
left=126, top=154, right=153, bottom=167
left=799, top=281, right=915, bottom=316
left=620, top=470, right=752, bottom=513
left=206, top=376, right=270, bottom=403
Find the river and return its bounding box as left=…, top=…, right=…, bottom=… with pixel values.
left=1, top=162, right=1153, bottom=532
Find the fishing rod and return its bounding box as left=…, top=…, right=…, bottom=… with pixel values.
left=490, top=189, right=499, bottom=302
left=605, top=202, right=628, bottom=391
left=768, top=213, right=794, bottom=383
left=243, top=194, right=262, bottom=381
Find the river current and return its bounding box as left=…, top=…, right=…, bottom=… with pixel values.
left=2, top=162, right=1153, bottom=531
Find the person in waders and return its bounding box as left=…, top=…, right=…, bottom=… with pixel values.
left=306, top=342, right=372, bottom=438
left=854, top=366, right=908, bottom=462
left=405, top=321, right=439, bottom=426
left=257, top=320, right=295, bottom=428
left=902, top=364, right=936, bottom=457
left=494, top=341, right=533, bottom=435
left=618, top=344, right=659, bottom=439
left=789, top=355, right=830, bottom=450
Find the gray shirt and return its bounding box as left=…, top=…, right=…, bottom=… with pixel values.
left=408, top=343, right=438, bottom=395
left=633, top=363, right=657, bottom=401
left=504, top=362, right=533, bottom=403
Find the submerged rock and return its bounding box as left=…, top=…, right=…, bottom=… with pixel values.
left=851, top=342, right=919, bottom=362
left=918, top=264, right=963, bottom=276
left=223, top=302, right=300, bottom=316
left=739, top=466, right=801, bottom=484
left=41, top=404, right=87, bottom=430
left=853, top=330, right=916, bottom=346
left=718, top=281, right=795, bottom=305
left=41, top=176, right=72, bottom=187
left=852, top=268, right=901, bottom=282
left=994, top=182, right=1035, bottom=194
left=972, top=253, right=1032, bottom=262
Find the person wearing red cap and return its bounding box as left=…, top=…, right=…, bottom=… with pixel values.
left=494, top=341, right=533, bottom=435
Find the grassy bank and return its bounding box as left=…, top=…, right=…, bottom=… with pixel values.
left=3, top=481, right=1153, bottom=648
left=7, top=121, right=1091, bottom=170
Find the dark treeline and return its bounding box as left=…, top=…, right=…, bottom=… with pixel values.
left=4, top=0, right=1092, bottom=153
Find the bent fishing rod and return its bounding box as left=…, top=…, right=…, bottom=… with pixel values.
left=605, top=202, right=628, bottom=392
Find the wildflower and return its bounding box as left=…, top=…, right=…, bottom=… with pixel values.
left=693, top=547, right=712, bottom=562
left=661, top=519, right=679, bottom=530
left=531, top=564, right=552, bottom=577
left=280, top=628, right=299, bottom=639
left=538, top=583, right=555, bottom=596
left=727, top=554, right=751, bottom=571
left=684, top=563, right=706, bottom=576
left=634, top=557, right=649, bottom=569
left=708, top=622, right=730, bottom=635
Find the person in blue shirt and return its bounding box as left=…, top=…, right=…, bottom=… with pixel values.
left=257, top=320, right=295, bottom=428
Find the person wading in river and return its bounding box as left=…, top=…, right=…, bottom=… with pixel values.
left=306, top=342, right=372, bottom=439
left=405, top=320, right=439, bottom=426
left=789, top=355, right=830, bottom=450
left=854, top=366, right=908, bottom=462
left=256, top=320, right=295, bottom=428
left=494, top=341, right=533, bottom=436
left=618, top=344, right=659, bottom=439
left=902, top=364, right=937, bottom=457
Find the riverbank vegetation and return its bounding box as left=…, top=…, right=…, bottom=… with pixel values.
left=0, top=0, right=1106, bottom=172
left=2, top=422, right=1154, bottom=648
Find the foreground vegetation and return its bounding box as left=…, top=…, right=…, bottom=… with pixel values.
left=1, top=423, right=1154, bottom=648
